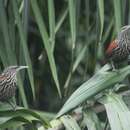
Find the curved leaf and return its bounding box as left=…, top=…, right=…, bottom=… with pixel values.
left=99, top=93, right=130, bottom=130
left=57, top=64, right=130, bottom=117
left=60, top=115, right=81, bottom=130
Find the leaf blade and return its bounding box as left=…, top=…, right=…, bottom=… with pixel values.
left=30, top=0, right=61, bottom=97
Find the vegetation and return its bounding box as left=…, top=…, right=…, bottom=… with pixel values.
left=0, top=0, right=130, bottom=130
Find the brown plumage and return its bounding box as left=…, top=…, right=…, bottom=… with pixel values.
left=106, top=25, right=130, bottom=63
left=0, top=66, right=28, bottom=101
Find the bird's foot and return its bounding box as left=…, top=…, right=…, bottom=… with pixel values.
left=109, top=61, right=120, bottom=73
left=107, top=66, right=120, bottom=73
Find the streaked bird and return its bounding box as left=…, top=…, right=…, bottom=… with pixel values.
left=106, top=25, right=130, bottom=68
left=0, top=66, right=28, bottom=108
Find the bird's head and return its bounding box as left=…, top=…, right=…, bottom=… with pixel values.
left=3, top=66, right=28, bottom=76
left=121, top=25, right=130, bottom=32
left=118, top=25, right=130, bottom=39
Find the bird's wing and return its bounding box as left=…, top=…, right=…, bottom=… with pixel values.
left=106, top=40, right=118, bottom=56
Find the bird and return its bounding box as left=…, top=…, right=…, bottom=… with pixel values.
left=105, top=25, right=130, bottom=69
left=0, top=66, right=28, bottom=109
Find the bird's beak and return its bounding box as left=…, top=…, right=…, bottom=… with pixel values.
left=125, top=25, right=130, bottom=29
left=121, top=25, right=130, bottom=31
left=17, top=66, right=29, bottom=71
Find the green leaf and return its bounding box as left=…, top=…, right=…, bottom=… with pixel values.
left=113, top=0, right=122, bottom=32
left=63, top=0, right=76, bottom=92
left=97, top=0, right=104, bottom=59
left=122, top=91, right=130, bottom=109
left=68, top=0, right=76, bottom=44
left=72, top=45, right=87, bottom=72
left=55, top=7, right=68, bottom=34
left=0, top=0, right=14, bottom=64
left=12, top=0, right=35, bottom=100
left=97, top=0, right=104, bottom=42
left=60, top=115, right=81, bottom=130
left=83, top=110, right=102, bottom=130
left=57, top=64, right=130, bottom=117
left=99, top=92, right=130, bottom=130
left=0, top=117, right=30, bottom=129
left=102, top=18, right=114, bottom=43
left=0, top=107, right=51, bottom=128
left=0, top=42, right=8, bottom=66
left=48, top=0, right=55, bottom=52
left=30, top=0, right=61, bottom=97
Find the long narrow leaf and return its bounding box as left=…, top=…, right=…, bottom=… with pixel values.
left=0, top=0, right=14, bottom=64
left=55, top=7, right=68, bottom=34
left=69, top=0, right=76, bottom=44
left=97, top=0, right=104, bottom=60
left=48, top=0, right=55, bottom=52
left=97, top=0, right=104, bottom=42
left=83, top=110, right=102, bottom=130
left=64, top=0, right=76, bottom=91
left=30, top=0, right=61, bottom=97
left=12, top=0, right=35, bottom=100
left=72, top=45, right=87, bottom=72
left=113, top=0, right=122, bottom=32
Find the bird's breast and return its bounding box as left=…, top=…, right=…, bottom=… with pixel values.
left=0, top=80, right=16, bottom=101
left=106, top=40, right=118, bottom=57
